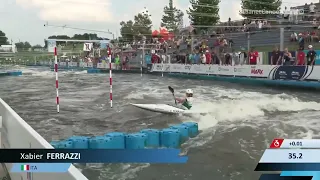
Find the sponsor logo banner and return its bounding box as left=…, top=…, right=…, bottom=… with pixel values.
left=272, top=66, right=310, bottom=80
left=150, top=64, right=320, bottom=81
left=170, top=64, right=182, bottom=72
left=68, top=62, right=78, bottom=67
left=59, top=62, right=66, bottom=67
left=151, top=64, right=163, bottom=72
left=181, top=64, right=192, bottom=73
left=218, top=66, right=233, bottom=76
left=190, top=64, right=206, bottom=74
left=206, top=65, right=218, bottom=74
left=233, top=66, right=250, bottom=76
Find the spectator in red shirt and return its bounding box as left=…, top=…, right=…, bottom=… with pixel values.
left=205, top=50, right=211, bottom=64
left=248, top=47, right=259, bottom=65
left=296, top=47, right=306, bottom=65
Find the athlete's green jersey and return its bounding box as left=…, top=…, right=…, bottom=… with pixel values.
left=182, top=98, right=193, bottom=110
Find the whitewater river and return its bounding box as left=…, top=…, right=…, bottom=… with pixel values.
left=1, top=66, right=320, bottom=180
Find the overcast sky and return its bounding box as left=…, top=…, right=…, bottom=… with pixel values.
left=0, top=0, right=316, bottom=45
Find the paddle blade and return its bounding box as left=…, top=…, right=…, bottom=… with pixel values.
left=168, top=86, right=174, bottom=93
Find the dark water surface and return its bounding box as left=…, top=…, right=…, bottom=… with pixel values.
left=1, top=66, right=320, bottom=180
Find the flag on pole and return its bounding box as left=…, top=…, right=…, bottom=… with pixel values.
left=21, top=164, right=30, bottom=171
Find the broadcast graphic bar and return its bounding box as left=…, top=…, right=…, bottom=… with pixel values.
left=0, top=149, right=188, bottom=163
left=269, top=138, right=320, bottom=149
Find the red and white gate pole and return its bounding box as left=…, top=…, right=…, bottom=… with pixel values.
left=54, top=47, right=60, bottom=113
left=108, top=47, right=112, bottom=108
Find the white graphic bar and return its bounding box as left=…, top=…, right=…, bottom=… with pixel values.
left=259, top=149, right=320, bottom=163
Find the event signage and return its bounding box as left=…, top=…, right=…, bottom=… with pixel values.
left=271, top=65, right=312, bottom=80
left=151, top=63, right=320, bottom=81
left=59, top=62, right=66, bottom=67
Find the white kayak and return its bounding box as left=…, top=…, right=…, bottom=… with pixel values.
left=130, top=103, right=186, bottom=114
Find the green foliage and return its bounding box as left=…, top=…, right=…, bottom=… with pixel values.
left=0, top=30, right=8, bottom=46
left=161, top=0, right=184, bottom=32
left=240, top=0, right=282, bottom=18
left=187, top=0, right=220, bottom=31
left=15, top=42, right=31, bottom=49
left=120, top=12, right=153, bottom=41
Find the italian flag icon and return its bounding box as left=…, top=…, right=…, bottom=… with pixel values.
left=21, top=165, right=30, bottom=171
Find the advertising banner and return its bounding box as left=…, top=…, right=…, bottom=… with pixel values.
left=59, top=62, right=66, bottom=67
left=150, top=64, right=320, bottom=81
left=271, top=66, right=311, bottom=80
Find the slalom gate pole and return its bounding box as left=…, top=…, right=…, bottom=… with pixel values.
left=108, top=47, right=113, bottom=108
left=54, top=47, right=60, bottom=113
left=140, top=58, right=142, bottom=77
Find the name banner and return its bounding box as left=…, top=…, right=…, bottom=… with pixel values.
left=150, top=64, right=320, bottom=81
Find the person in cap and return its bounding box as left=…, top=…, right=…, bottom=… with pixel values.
left=306, top=45, right=316, bottom=65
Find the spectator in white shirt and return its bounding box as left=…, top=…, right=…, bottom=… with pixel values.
left=258, top=21, right=263, bottom=29
left=201, top=52, right=206, bottom=64
left=310, top=3, right=316, bottom=14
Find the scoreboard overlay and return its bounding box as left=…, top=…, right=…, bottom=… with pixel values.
left=255, top=138, right=320, bottom=180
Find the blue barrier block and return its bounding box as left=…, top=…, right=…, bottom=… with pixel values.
left=125, top=133, right=147, bottom=149
left=89, top=136, right=116, bottom=149
left=59, top=140, right=73, bottom=149
left=170, top=125, right=190, bottom=143
left=104, top=132, right=126, bottom=149
left=50, top=141, right=61, bottom=149
left=140, top=129, right=160, bottom=147
left=87, top=69, right=96, bottom=73
left=7, top=71, right=22, bottom=76
left=160, top=128, right=180, bottom=148
left=68, top=136, right=89, bottom=149
left=181, top=122, right=198, bottom=137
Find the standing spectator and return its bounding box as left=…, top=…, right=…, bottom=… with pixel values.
left=296, top=47, right=306, bottom=65
left=205, top=50, right=211, bottom=64
left=211, top=51, right=220, bottom=65
left=282, top=48, right=292, bottom=65
left=298, top=34, right=305, bottom=50
left=310, top=3, right=316, bottom=16
left=239, top=47, right=247, bottom=65
left=194, top=52, right=200, bottom=64
left=225, top=53, right=232, bottom=65
left=189, top=52, right=195, bottom=64
left=307, top=45, right=317, bottom=65
left=270, top=46, right=282, bottom=65
left=248, top=47, right=259, bottom=65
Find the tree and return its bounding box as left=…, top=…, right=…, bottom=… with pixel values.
left=32, top=44, right=43, bottom=49
left=119, top=12, right=153, bottom=41
left=187, top=0, right=220, bottom=31
left=0, top=30, right=8, bottom=46
left=133, top=13, right=153, bottom=40
left=161, top=0, right=184, bottom=32
left=240, top=0, right=282, bottom=19
left=120, top=20, right=135, bottom=41
left=15, top=42, right=31, bottom=49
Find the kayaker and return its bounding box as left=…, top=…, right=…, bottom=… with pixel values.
left=175, top=89, right=193, bottom=110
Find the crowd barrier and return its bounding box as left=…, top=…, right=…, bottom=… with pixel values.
left=150, top=63, right=320, bottom=81
left=50, top=122, right=198, bottom=149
